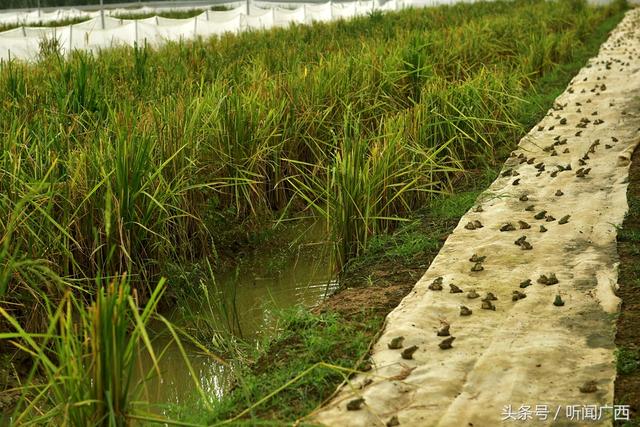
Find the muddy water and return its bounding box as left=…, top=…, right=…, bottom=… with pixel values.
left=135, top=236, right=338, bottom=409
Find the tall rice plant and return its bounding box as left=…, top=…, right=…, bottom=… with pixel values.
left=285, top=107, right=461, bottom=267
left=0, top=0, right=625, bottom=339
left=2, top=275, right=162, bottom=426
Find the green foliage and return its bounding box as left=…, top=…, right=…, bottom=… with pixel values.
left=1, top=275, right=222, bottom=426
left=617, top=347, right=640, bottom=376
left=205, top=309, right=382, bottom=425
left=37, top=35, right=62, bottom=60
left=2, top=276, right=162, bottom=426
left=348, top=179, right=490, bottom=268
left=171, top=259, right=245, bottom=348
left=2, top=59, right=25, bottom=100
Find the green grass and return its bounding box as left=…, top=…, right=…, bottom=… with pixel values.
left=619, top=228, right=640, bottom=244
left=1, top=275, right=224, bottom=426
left=343, top=167, right=497, bottom=272
left=3, top=276, right=161, bottom=426
left=617, top=347, right=640, bottom=376
left=201, top=308, right=382, bottom=426
left=629, top=195, right=640, bottom=217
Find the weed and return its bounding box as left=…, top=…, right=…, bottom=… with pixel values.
left=617, top=347, right=640, bottom=375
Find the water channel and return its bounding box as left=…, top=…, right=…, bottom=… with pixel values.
left=135, top=226, right=339, bottom=412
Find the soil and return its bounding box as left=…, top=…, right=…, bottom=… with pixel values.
left=315, top=222, right=451, bottom=320
left=614, top=144, right=640, bottom=425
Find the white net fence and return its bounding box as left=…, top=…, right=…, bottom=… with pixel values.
left=0, top=0, right=613, bottom=62
left=0, top=0, right=481, bottom=61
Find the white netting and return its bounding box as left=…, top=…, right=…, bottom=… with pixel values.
left=0, top=0, right=619, bottom=62
left=196, top=14, right=241, bottom=37
left=273, top=6, right=306, bottom=26
left=306, top=3, right=333, bottom=22
left=91, top=21, right=138, bottom=49
left=73, top=16, right=123, bottom=30
left=243, top=8, right=275, bottom=30
left=331, top=2, right=358, bottom=19
left=205, top=6, right=246, bottom=22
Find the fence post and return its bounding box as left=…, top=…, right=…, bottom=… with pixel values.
left=246, top=0, right=250, bottom=17
left=100, top=0, right=105, bottom=30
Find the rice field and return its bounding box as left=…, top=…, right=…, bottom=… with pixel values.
left=0, top=0, right=628, bottom=424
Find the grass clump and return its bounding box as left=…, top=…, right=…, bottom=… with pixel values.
left=1, top=274, right=222, bottom=426
left=203, top=308, right=382, bottom=425
left=617, top=347, right=640, bottom=376
left=3, top=276, right=161, bottom=426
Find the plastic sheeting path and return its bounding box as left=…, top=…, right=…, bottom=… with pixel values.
left=313, top=8, right=640, bottom=427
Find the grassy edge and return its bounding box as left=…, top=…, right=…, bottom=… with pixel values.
left=614, top=144, right=640, bottom=426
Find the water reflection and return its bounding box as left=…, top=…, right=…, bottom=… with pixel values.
left=135, top=339, right=231, bottom=406
left=134, top=239, right=339, bottom=411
